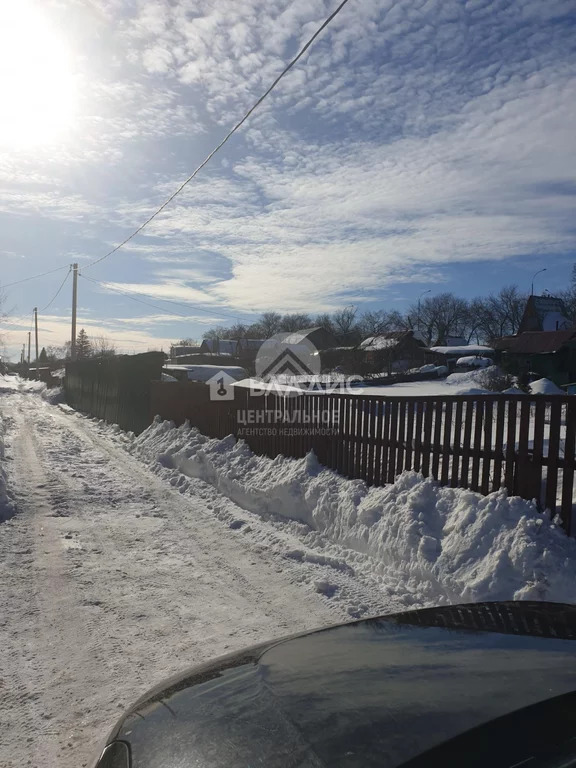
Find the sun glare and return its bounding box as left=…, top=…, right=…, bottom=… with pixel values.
left=0, top=2, right=77, bottom=149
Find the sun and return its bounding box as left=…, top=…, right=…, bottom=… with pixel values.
left=0, top=2, right=77, bottom=149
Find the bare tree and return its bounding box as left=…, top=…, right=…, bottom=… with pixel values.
left=257, top=312, right=282, bottom=338
left=408, top=293, right=470, bottom=346
left=332, top=306, right=358, bottom=341
left=91, top=336, right=117, bottom=358
left=314, top=313, right=335, bottom=334
left=359, top=309, right=409, bottom=336
left=280, top=313, right=312, bottom=332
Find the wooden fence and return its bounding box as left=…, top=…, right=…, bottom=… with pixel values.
left=151, top=382, right=576, bottom=535
left=66, top=352, right=164, bottom=434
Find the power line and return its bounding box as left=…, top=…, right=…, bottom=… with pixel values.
left=79, top=273, right=241, bottom=322
left=82, top=0, right=352, bottom=270
left=39, top=267, right=72, bottom=312
left=1, top=264, right=70, bottom=290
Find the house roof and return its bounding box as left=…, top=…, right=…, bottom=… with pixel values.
left=429, top=344, right=494, bottom=356
left=519, top=295, right=572, bottom=333
left=282, top=327, right=335, bottom=345
left=360, top=331, right=420, bottom=350
left=496, top=330, right=576, bottom=355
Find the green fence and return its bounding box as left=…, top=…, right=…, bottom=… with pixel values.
left=65, top=352, right=164, bottom=434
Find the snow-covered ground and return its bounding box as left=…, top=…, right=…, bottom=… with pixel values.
left=1, top=374, right=576, bottom=767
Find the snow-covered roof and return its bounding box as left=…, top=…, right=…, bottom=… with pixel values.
left=456, top=356, right=493, bottom=368
left=429, top=344, right=494, bottom=356
left=360, top=331, right=419, bottom=350
left=360, top=336, right=400, bottom=350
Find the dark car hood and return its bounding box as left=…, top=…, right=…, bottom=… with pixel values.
left=108, top=602, right=576, bottom=768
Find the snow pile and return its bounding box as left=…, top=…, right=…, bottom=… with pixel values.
left=0, top=373, right=63, bottom=402
left=530, top=378, right=565, bottom=395
left=0, top=414, right=15, bottom=522
left=130, top=418, right=576, bottom=606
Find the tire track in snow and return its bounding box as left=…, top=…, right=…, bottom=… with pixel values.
left=0, top=391, right=339, bottom=768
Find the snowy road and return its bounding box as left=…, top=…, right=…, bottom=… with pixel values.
left=0, top=387, right=353, bottom=768
left=3, top=381, right=576, bottom=768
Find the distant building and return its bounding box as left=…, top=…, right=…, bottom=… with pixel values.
left=170, top=344, right=203, bottom=358
left=518, top=295, right=572, bottom=334
left=426, top=343, right=495, bottom=372
left=494, top=330, right=576, bottom=385
left=282, top=327, right=338, bottom=351
left=360, top=331, right=426, bottom=372
left=199, top=339, right=238, bottom=356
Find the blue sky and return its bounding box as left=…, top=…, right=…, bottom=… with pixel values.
left=1, top=0, right=575, bottom=359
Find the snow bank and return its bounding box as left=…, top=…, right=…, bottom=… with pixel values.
left=0, top=413, right=15, bottom=522
left=530, top=378, right=565, bottom=395
left=130, top=418, right=576, bottom=606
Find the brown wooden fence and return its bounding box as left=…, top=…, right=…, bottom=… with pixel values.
left=151, top=382, right=576, bottom=535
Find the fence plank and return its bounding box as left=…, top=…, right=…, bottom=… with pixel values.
left=481, top=400, right=493, bottom=495
left=431, top=401, right=442, bottom=480
left=421, top=401, right=433, bottom=477
left=413, top=400, right=424, bottom=473
left=387, top=400, right=399, bottom=483
left=471, top=401, right=484, bottom=491
left=373, top=401, right=384, bottom=486
left=515, top=399, right=532, bottom=498
left=460, top=401, right=474, bottom=488
left=396, top=401, right=407, bottom=477
left=492, top=399, right=506, bottom=491
left=561, top=399, right=576, bottom=536
left=450, top=400, right=463, bottom=487
left=545, top=399, right=562, bottom=515
left=366, top=399, right=377, bottom=485
left=531, top=399, right=546, bottom=508
left=440, top=400, right=453, bottom=486
left=405, top=401, right=415, bottom=471
left=504, top=399, right=517, bottom=494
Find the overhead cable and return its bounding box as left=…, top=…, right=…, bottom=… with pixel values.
left=82, top=0, right=352, bottom=270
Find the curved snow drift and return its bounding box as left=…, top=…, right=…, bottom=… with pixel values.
left=130, top=417, right=576, bottom=607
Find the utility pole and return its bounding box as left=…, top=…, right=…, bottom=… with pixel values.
left=531, top=268, right=546, bottom=297
left=34, top=307, right=39, bottom=374
left=27, top=332, right=31, bottom=365
left=71, top=263, right=78, bottom=360
left=21, top=344, right=25, bottom=364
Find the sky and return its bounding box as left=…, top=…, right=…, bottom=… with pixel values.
left=1, top=0, right=575, bottom=361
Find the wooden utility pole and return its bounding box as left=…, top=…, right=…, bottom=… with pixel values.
left=21, top=344, right=25, bottom=364
left=70, top=263, right=78, bottom=360
left=34, top=307, right=39, bottom=373
left=27, top=332, right=31, bottom=365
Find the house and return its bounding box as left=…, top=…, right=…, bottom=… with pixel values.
left=236, top=338, right=266, bottom=361
left=426, top=343, right=495, bottom=371
left=494, top=330, right=576, bottom=385
left=199, top=339, right=238, bottom=356
left=282, top=327, right=338, bottom=351
left=170, top=344, right=203, bottom=358
left=518, top=295, right=573, bottom=334
left=359, top=331, right=426, bottom=373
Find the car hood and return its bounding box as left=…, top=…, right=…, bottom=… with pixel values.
left=107, top=601, right=576, bottom=768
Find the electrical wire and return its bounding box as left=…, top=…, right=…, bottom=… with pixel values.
left=1, top=264, right=70, bottom=290
left=39, top=267, right=72, bottom=312
left=79, top=273, right=241, bottom=321
left=82, top=0, right=352, bottom=270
